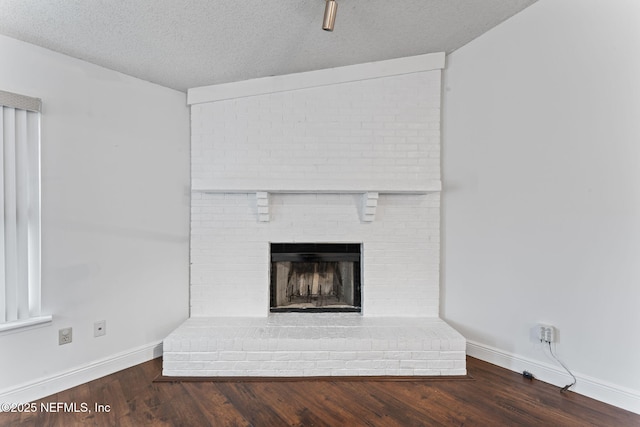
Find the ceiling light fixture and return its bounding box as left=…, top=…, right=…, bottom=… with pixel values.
left=322, top=0, right=338, bottom=31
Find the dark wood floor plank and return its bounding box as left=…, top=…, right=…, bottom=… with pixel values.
left=214, top=382, right=291, bottom=426
left=157, top=382, right=219, bottom=427
left=309, top=380, right=413, bottom=427
left=234, top=381, right=335, bottom=427
left=117, top=365, right=168, bottom=426
left=280, top=380, right=375, bottom=426
left=338, top=380, right=445, bottom=426
left=1, top=356, right=638, bottom=427
left=360, top=380, right=486, bottom=426
left=182, top=382, right=253, bottom=427
left=274, top=379, right=399, bottom=427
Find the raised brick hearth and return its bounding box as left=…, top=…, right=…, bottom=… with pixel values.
left=163, top=315, right=466, bottom=377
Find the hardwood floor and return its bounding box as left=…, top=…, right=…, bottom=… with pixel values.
left=1, top=356, right=638, bottom=426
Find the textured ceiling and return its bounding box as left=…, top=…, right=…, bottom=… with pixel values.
left=0, top=0, right=538, bottom=92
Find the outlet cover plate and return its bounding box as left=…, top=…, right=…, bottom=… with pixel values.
left=59, top=327, right=72, bottom=345
left=94, top=320, right=106, bottom=337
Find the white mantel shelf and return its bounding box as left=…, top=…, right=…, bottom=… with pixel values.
left=191, top=180, right=442, bottom=194
left=191, top=181, right=441, bottom=223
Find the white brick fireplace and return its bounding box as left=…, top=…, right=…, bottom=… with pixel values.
left=163, top=53, right=466, bottom=377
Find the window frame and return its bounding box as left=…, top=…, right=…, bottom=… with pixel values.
left=0, top=89, right=51, bottom=333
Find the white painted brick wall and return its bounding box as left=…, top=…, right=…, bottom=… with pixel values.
left=191, top=192, right=439, bottom=317
left=191, top=71, right=441, bottom=192
left=190, top=69, right=442, bottom=318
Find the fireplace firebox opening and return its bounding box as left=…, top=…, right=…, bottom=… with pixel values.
left=270, top=243, right=362, bottom=313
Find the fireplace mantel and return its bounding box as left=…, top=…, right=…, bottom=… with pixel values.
left=191, top=182, right=442, bottom=194
left=191, top=180, right=442, bottom=194
left=191, top=180, right=441, bottom=222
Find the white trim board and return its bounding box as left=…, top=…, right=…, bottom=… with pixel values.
left=467, top=340, right=640, bottom=415
left=190, top=180, right=443, bottom=194
left=188, top=52, right=445, bottom=105
left=0, top=341, right=163, bottom=404
left=0, top=315, right=52, bottom=334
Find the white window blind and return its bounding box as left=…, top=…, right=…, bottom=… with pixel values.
left=0, top=90, right=50, bottom=331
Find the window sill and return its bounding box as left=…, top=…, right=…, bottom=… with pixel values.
left=0, top=315, right=53, bottom=334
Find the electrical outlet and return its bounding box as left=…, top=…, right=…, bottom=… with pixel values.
left=537, top=324, right=555, bottom=343
left=94, top=320, right=106, bottom=337
left=59, top=327, right=72, bottom=345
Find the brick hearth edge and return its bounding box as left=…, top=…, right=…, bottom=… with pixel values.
left=163, top=315, right=466, bottom=377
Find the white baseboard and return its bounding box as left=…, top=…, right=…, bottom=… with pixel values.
left=0, top=341, right=163, bottom=404
left=467, top=340, right=640, bottom=415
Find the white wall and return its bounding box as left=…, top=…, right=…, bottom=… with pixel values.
left=0, top=35, right=190, bottom=401
left=443, top=0, right=640, bottom=412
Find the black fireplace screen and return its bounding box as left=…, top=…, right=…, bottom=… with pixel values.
left=270, top=243, right=361, bottom=312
